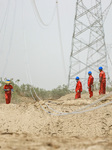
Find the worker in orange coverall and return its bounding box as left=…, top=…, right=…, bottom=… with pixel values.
left=88, top=71, right=94, bottom=98
left=99, top=66, right=106, bottom=95
left=75, top=76, right=82, bottom=99
left=4, top=80, right=13, bottom=104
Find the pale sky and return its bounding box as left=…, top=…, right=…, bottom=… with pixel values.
left=0, top=0, right=112, bottom=90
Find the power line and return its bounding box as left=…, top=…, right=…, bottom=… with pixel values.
left=0, top=0, right=10, bottom=34
left=56, top=0, right=67, bottom=81
left=24, top=0, right=112, bottom=116
left=103, top=0, right=112, bottom=23
left=0, top=0, right=10, bottom=58
left=22, top=0, right=38, bottom=101
left=30, top=0, right=67, bottom=82
left=1, top=0, right=111, bottom=116
left=1, top=0, right=17, bottom=78
left=24, top=45, right=112, bottom=116
left=30, top=0, right=56, bottom=27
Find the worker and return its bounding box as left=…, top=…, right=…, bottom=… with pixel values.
left=99, top=66, right=106, bottom=95
left=88, top=71, right=94, bottom=98
left=75, top=76, right=82, bottom=99
left=4, top=79, right=13, bottom=104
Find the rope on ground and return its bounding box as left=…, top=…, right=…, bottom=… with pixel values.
left=24, top=56, right=112, bottom=116
left=23, top=0, right=112, bottom=116
left=48, top=92, right=112, bottom=113
left=30, top=91, right=112, bottom=116
left=24, top=57, right=112, bottom=116
left=44, top=92, right=112, bottom=114
left=24, top=44, right=112, bottom=115
left=49, top=98, right=112, bottom=116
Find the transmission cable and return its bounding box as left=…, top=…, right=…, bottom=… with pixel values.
left=103, top=0, right=112, bottom=23
left=24, top=51, right=112, bottom=116
left=24, top=40, right=112, bottom=115
left=23, top=0, right=112, bottom=116
left=22, top=0, right=50, bottom=120
left=0, top=0, right=10, bottom=59
left=0, top=0, right=10, bottom=34
left=56, top=0, right=67, bottom=81
left=30, top=0, right=67, bottom=81
left=24, top=48, right=112, bottom=116
left=30, top=0, right=56, bottom=27
left=1, top=0, right=16, bottom=78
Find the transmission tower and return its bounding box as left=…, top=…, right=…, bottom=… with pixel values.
left=68, top=0, right=111, bottom=90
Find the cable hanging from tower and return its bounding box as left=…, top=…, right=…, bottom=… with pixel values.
left=30, top=0, right=67, bottom=81
left=0, top=0, right=10, bottom=57
left=30, top=0, right=56, bottom=27
left=0, top=0, right=10, bottom=34
left=22, top=0, right=112, bottom=116
left=102, top=0, right=112, bottom=22
left=24, top=41, right=112, bottom=116
left=1, top=0, right=16, bottom=78
left=56, top=0, right=67, bottom=80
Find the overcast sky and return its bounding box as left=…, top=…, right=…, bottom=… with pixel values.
left=0, top=0, right=112, bottom=90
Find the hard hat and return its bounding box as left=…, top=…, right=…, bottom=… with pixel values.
left=5, top=79, right=11, bottom=84
left=76, top=76, right=79, bottom=80
left=99, top=66, right=103, bottom=70
left=88, top=71, right=92, bottom=74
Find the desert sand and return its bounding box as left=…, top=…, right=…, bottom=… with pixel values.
left=0, top=91, right=112, bottom=150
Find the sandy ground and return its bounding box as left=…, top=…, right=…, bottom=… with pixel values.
left=0, top=91, right=112, bottom=150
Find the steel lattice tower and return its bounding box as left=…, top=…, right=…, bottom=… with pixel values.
left=68, top=0, right=110, bottom=90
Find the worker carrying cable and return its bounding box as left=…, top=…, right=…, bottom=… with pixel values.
left=99, top=66, right=106, bottom=95
left=4, top=79, right=13, bottom=104
left=75, top=76, right=82, bottom=99
left=88, top=71, right=94, bottom=98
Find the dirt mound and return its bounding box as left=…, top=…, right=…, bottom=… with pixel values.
left=0, top=91, right=112, bottom=149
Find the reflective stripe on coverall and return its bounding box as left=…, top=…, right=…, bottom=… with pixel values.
left=88, top=75, right=94, bottom=98
left=75, top=80, right=82, bottom=99
left=99, top=70, right=106, bottom=95
left=4, top=85, right=13, bottom=104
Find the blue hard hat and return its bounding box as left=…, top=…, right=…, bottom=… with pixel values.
left=88, top=71, right=92, bottom=74
left=5, top=79, right=11, bottom=83
left=99, top=66, right=103, bottom=70
left=7, top=79, right=10, bottom=81
left=76, top=76, right=79, bottom=80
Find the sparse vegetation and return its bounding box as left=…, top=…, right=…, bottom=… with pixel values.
left=1, top=78, right=111, bottom=102
left=0, top=78, right=71, bottom=100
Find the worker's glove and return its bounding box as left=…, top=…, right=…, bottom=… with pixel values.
left=77, top=90, right=79, bottom=92
left=7, top=89, right=10, bottom=91
left=11, top=89, right=14, bottom=93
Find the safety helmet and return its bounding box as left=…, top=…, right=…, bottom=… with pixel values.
left=99, top=66, right=103, bottom=70
left=76, top=76, right=79, bottom=80
left=5, top=79, right=11, bottom=84
left=88, top=71, right=92, bottom=74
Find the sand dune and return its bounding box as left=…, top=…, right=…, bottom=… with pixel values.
left=0, top=91, right=112, bottom=149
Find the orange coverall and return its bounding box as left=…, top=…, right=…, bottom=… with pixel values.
left=88, top=75, right=94, bottom=98
left=99, top=71, right=106, bottom=95
left=75, top=80, right=82, bottom=99
left=4, top=85, right=13, bottom=104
